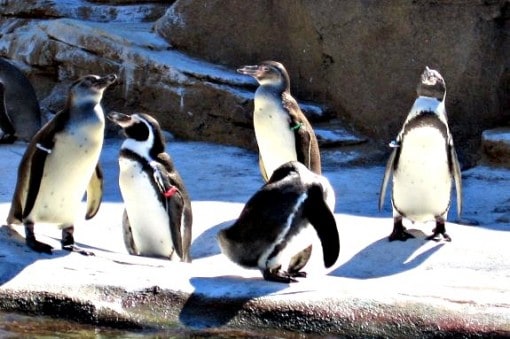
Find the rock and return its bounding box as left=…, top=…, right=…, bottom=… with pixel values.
left=0, top=0, right=168, bottom=22
left=155, top=0, right=510, bottom=167
left=481, top=128, right=510, bottom=167
left=0, top=11, right=342, bottom=153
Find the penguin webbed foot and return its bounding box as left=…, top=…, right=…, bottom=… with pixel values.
left=389, top=218, right=415, bottom=242
left=61, top=226, right=95, bottom=256
left=25, top=224, right=53, bottom=254
left=62, top=244, right=95, bottom=256
left=427, top=221, right=452, bottom=242
left=26, top=238, right=53, bottom=254
left=263, top=267, right=303, bottom=283
left=0, top=133, right=17, bottom=144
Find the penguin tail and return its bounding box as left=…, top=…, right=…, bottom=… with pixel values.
left=304, top=185, right=340, bottom=268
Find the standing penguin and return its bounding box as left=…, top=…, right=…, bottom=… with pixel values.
left=217, top=161, right=339, bottom=283
left=108, top=112, right=192, bottom=263
left=237, top=61, right=321, bottom=182
left=0, top=57, right=42, bottom=143
left=379, top=67, right=462, bottom=242
left=7, top=73, right=117, bottom=254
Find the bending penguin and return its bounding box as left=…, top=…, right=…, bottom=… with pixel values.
left=7, top=73, right=117, bottom=254
left=217, top=161, right=339, bottom=283
left=0, top=57, right=42, bottom=143
left=379, top=67, right=462, bottom=242
left=108, top=112, right=193, bottom=263
left=237, top=61, right=321, bottom=181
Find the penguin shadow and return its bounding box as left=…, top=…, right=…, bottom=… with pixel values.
left=179, top=275, right=288, bottom=329
left=190, top=219, right=234, bottom=260
left=0, top=225, right=72, bottom=285
left=329, top=229, right=445, bottom=279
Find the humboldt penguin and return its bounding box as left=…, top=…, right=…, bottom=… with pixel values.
left=108, top=112, right=192, bottom=263
left=7, top=73, right=117, bottom=254
left=0, top=57, right=42, bottom=143
left=379, top=67, right=462, bottom=242
left=237, top=61, right=321, bottom=181
left=217, top=161, right=339, bottom=283
left=0, top=81, right=16, bottom=143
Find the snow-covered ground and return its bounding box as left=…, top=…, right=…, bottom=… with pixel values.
left=0, top=138, right=509, bottom=336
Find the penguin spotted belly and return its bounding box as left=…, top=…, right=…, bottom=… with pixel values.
left=393, top=126, right=452, bottom=222
left=119, top=157, right=174, bottom=258
left=26, top=124, right=103, bottom=226
left=253, top=95, right=297, bottom=178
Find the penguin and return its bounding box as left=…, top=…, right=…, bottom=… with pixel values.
left=237, top=61, right=321, bottom=182
left=0, top=57, right=42, bottom=143
left=7, top=73, right=117, bottom=254
left=217, top=161, right=339, bottom=283
left=108, top=112, right=193, bottom=263
left=0, top=81, right=16, bottom=143
left=379, top=67, right=462, bottom=242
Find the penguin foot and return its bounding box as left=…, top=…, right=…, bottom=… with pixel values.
left=426, top=231, right=452, bottom=242
left=389, top=230, right=415, bottom=242
left=26, top=238, right=53, bottom=254
left=0, top=133, right=17, bottom=144
left=389, top=217, right=415, bottom=242
left=62, top=244, right=95, bottom=256
left=290, top=271, right=307, bottom=278
left=25, top=224, right=53, bottom=254
left=427, top=220, right=451, bottom=242
left=61, top=226, right=95, bottom=255
left=263, top=268, right=298, bottom=283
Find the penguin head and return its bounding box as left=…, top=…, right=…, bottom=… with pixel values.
left=237, top=61, right=290, bottom=90
left=69, top=74, right=117, bottom=107
left=269, top=161, right=336, bottom=212
left=416, top=67, right=446, bottom=101
left=108, top=112, right=165, bottom=158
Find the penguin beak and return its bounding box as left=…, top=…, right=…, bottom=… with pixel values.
left=107, top=111, right=132, bottom=127
left=94, top=74, right=117, bottom=89
left=237, top=65, right=262, bottom=78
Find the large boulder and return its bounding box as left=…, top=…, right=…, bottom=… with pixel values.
left=155, top=0, right=510, bottom=166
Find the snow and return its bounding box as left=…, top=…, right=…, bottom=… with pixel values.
left=0, top=136, right=509, bottom=334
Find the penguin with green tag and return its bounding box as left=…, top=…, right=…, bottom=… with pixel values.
left=237, top=61, right=321, bottom=181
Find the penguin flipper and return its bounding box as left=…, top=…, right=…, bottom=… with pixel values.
left=20, top=111, right=68, bottom=219
left=122, top=209, right=138, bottom=255
left=85, top=164, right=103, bottom=220
left=283, top=93, right=321, bottom=175
left=304, top=184, right=339, bottom=268
left=258, top=156, right=269, bottom=182
left=449, top=143, right=463, bottom=217
left=167, top=190, right=185, bottom=260
left=150, top=160, right=185, bottom=260
left=379, top=147, right=398, bottom=211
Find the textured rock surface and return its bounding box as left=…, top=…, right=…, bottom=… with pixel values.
left=481, top=127, right=510, bottom=166
left=0, top=0, right=359, bottom=154
left=156, top=0, right=510, bottom=166
left=1, top=0, right=509, bottom=164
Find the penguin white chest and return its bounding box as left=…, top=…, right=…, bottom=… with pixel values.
left=27, top=123, right=104, bottom=226
left=393, top=126, right=452, bottom=221
left=118, top=157, right=174, bottom=258
left=253, top=94, right=297, bottom=178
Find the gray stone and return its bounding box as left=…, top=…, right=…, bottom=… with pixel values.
left=155, top=0, right=510, bottom=167
left=481, top=127, right=510, bottom=167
